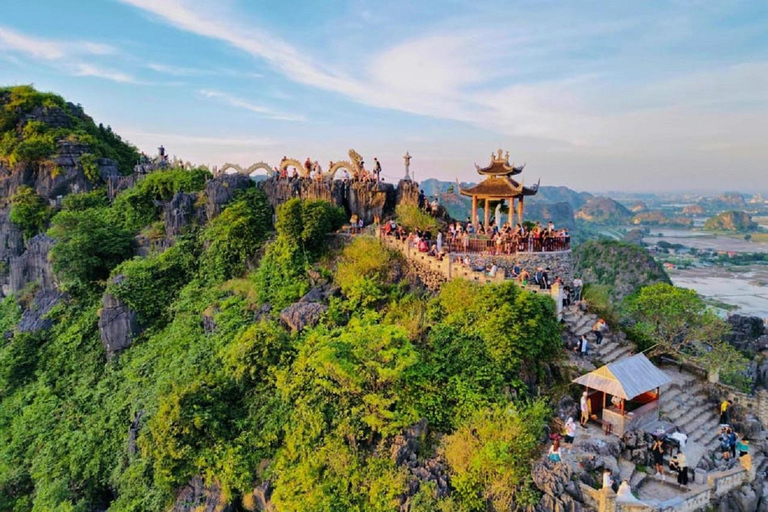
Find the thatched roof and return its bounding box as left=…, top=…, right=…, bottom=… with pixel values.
left=572, top=354, right=671, bottom=399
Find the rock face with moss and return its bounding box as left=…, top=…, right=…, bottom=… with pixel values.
left=704, top=210, right=758, bottom=232
left=0, top=86, right=138, bottom=293
left=573, top=240, right=670, bottom=301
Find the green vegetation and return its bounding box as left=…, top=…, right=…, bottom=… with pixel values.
left=48, top=206, right=134, bottom=290
left=0, top=85, right=139, bottom=173
left=623, top=283, right=745, bottom=375
left=395, top=203, right=440, bottom=232
left=573, top=240, right=670, bottom=302
left=110, top=167, right=211, bottom=232
left=0, top=182, right=565, bottom=511
left=9, top=185, right=52, bottom=239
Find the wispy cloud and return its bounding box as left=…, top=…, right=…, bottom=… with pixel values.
left=0, top=25, right=115, bottom=60
left=74, top=63, right=136, bottom=83
left=0, top=25, right=145, bottom=84
left=199, top=89, right=305, bottom=122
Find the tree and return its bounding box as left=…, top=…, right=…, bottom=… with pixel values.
left=201, top=188, right=273, bottom=281
left=9, top=185, right=52, bottom=240
left=624, top=283, right=739, bottom=372
left=443, top=401, right=548, bottom=511
left=48, top=207, right=134, bottom=288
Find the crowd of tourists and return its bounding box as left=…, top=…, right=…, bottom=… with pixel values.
left=441, top=219, right=570, bottom=253
left=380, top=219, right=577, bottom=294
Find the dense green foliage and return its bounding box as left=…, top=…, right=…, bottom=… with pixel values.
left=0, top=209, right=563, bottom=512
left=573, top=240, right=670, bottom=302
left=110, top=167, right=211, bottom=232
left=395, top=204, right=440, bottom=232
left=48, top=207, right=134, bottom=290
left=9, top=185, right=52, bottom=239
left=202, top=188, right=273, bottom=281
left=0, top=85, right=139, bottom=173
left=255, top=198, right=344, bottom=310
left=623, top=283, right=743, bottom=374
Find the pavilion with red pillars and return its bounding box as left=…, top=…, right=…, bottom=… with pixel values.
left=459, top=149, right=540, bottom=230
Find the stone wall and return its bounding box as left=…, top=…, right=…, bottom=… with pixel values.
left=382, top=234, right=566, bottom=315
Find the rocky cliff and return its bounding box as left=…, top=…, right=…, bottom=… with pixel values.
left=573, top=240, right=670, bottom=301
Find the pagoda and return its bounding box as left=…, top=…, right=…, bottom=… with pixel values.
left=460, top=149, right=540, bottom=229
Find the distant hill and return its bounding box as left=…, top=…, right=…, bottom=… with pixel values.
left=704, top=210, right=758, bottom=232
left=575, top=197, right=632, bottom=224
left=631, top=211, right=693, bottom=227
left=419, top=180, right=577, bottom=228
left=574, top=240, right=671, bottom=301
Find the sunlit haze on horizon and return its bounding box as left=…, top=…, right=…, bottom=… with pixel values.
left=1, top=0, right=767, bottom=193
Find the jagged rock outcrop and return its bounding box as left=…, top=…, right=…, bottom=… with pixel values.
left=260, top=177, right=345, bottom=212
left=388, top=420, right=451, bottom=510
left=395, top=179, right=420, bottom=208
left=727, top=315, right=767, bottom=353
left=9, top=234, right=56, bottom=293
left=206, top=173, right=253, bottom=219
left=17, top=289, right=64, bottom=332
left=279, top=302, right=327, bottom=332
left=99, top=276, right=142, bottom=357
left=164, top=192, right=200, bottom=239
left=170, top=476, right=233, bottom=512
left=347, top=181, right=396, bottom=224
left=531, top=460, right=583, bottom=512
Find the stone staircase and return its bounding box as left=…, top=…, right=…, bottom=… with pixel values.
left=561, top=305, right=633, bottom=365
left=658, top=370, right=722, bottom=451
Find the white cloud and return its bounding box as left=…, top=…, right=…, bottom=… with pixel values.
left=0, top=25, right=115, bottom=60
left=198, top=89, right=305, bottom=122
left=0, top=25, right=141, bottom=84
left=74, top=63, right=137, bottom=83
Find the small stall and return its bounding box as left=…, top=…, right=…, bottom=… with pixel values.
left=573, top=354, right=671, bottom=436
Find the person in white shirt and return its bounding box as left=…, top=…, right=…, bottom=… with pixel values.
left=580, top=391, right=589, bottom=427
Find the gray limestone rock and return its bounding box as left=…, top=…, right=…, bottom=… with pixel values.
left=205, top=174, right=252, bottom=219
left=99, top=278, right=143, bottom=357
left=17, top=289, right=64, bottom=332
left=170, top=476, right=233, bottom=512
left=279, top=302, right=327, bottom=332
left=9, top=234, right=56, bottom=293
left=164, top=192, right=199, bottom=239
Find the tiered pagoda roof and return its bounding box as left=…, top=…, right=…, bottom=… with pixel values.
left=460, top=150, right=539, bottom=199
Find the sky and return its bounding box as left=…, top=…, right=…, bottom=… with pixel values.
left=1, top=0, right=767, bottom=192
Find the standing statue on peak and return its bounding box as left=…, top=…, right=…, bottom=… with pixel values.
left=403, top=151, right=412, bottom=180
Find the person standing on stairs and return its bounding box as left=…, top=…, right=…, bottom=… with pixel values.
left=719, top=399, right=732, bottom=425
left=592, top=318, right=606, bottom=345
left=580, top=335, right=589, bottom=358
left=652, top=438, right=666, bottom=480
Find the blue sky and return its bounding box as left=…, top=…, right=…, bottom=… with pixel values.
left=1, top=0, right=767, bottom=192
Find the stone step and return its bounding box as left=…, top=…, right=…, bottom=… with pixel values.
left=630, top=470, right=647, bottom=489
left=686, top=411, right=717, bottom=436
left=602, top=345, right=632, bottom=364
left=673, top=405, right=710, bottom=426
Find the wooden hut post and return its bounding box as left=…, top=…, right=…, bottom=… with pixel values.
left=484, top=198, right=490, bottom=231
